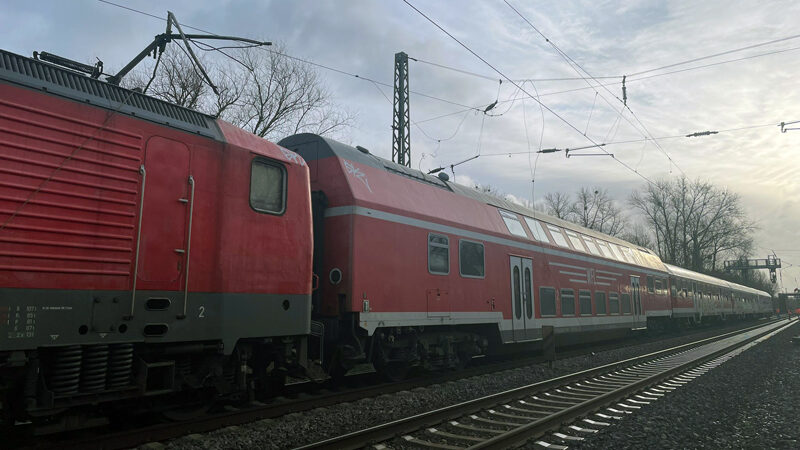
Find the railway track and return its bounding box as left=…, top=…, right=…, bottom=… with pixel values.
left=298, top=317, right=794, bottom=449
left=16, top=319, right=779, bottom=450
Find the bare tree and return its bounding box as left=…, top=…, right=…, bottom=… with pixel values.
left=570, top=187, right=626, bottom=237
left=629, top=177, right=756, bottom=272
left=538, top=188, right=626, bottom=237
left=621, top=222, right=654, bottom=249
left=125, top=44, right=352, bottom=141
left=541, top=192, right=572, bottom=220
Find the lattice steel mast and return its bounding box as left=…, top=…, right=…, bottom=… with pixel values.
left=392, top=52, right=410, bottom=167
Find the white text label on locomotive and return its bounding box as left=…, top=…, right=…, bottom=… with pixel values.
left=5, top=305, right=36, bottom=339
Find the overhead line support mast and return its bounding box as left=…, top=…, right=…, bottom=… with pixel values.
left=393, top=51, right=411, bottom=167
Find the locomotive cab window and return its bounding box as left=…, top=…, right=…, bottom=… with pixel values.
left=428, top=233, right=449, bottom=275
left=250, top=159, right=286, bottom=214
left=459, top=240, right=485, bottom=278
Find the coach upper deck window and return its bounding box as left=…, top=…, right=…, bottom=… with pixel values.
left=565, top=230, right=588, bottom=253
left=523, top=217, right=550, bottom=243
left=250, top=159, right=286, bottom=214
left=459, top=240, right=485, bottom=278
left=546, top=225, right=570, bottom=248
left=499, top=210, right=528, bottom=238
left=428, top=233, right=449, bottom=275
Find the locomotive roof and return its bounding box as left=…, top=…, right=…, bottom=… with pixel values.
left=0, top=48, right=223, bottom=140
left=281, top=133, right=663, bottom=260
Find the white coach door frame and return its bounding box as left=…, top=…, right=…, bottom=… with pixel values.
left=631, top=275, right=644, bottom=328
left=510, top=256, right=536, bottom=342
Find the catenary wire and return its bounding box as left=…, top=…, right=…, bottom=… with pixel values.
left=96, top=0, right=487, bottom=113
left=402, top=0, right=657, bottom=187
left=479, top=121, right=787, bottom=157
left=504, top=0, right=685, bottom=177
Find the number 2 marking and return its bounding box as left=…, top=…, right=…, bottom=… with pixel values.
left=198, top=306, right=206, bottom=318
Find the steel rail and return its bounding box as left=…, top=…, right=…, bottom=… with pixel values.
left=472, top=318, right=795, bottom=449
left=297, top=318, right=788, bottom=450
left=25, top=319, right=781, bottom=450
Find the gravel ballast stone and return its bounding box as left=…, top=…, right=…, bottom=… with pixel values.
left=152, top=322, right=780, bottom=450
left=570, top=320, right=800, bottom=449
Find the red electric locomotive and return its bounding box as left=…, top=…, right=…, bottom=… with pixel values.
left=0, top=49, right=313, bottom=425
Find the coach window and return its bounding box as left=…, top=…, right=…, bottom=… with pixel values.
left=621, top=293, right=632, bottom=314
left=609, top=293, right=620, bottom=314
left=596, top=240, right=612, bottom=258
left=524, top=217, right=550, bottom=243
left=565, top=230, right=588, bottom=253
left=647, top=275, right=655, bottom=293
left=546, top=225, right=570, bottom=248
left=250, top=159, right=286, bottom=214
left=605, top=242, right=624, bottom=261
left=428, top=233, right=449, bottom=275
left=499, top=210, right=528, bottom=238
left=622, top=247, right=640, bottom=265
left=596, top=291, right=607, bottom=315
left=583, top=236, right=603, bottom=257
left=579, top=290, right=592, bottom=316
left=459, top=240, right=485, bottom=278
left=614, top=244, right=630, bottom=262
left=561, top=289, right=576, bottom=316
left=654, top=278, right=662, bottom=295
left=540, top=287, right=556, bottom=316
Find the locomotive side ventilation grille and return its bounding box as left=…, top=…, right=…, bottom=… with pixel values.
left=0, top=49, right=220, bottom=138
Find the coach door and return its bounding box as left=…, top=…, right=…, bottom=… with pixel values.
left=630, top=276, right=643, bottom=326
left=510, top=256, right=535, bottom=341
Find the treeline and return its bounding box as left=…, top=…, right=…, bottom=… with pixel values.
left=499, top=178, right=772, bottom=295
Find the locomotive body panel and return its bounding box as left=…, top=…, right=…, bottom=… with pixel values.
left=0, top=51, right=313, bottom=353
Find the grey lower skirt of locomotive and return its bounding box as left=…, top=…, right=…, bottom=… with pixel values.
left=0, top=310, right=315, bottom=433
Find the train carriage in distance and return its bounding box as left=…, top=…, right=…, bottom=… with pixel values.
left=0, top=49, right=313, bottom=422
left=665, top=264, right=772, bottom=323
left=280, top=134, right=680, bottom=375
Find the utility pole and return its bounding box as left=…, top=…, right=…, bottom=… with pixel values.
left=392, top=51, right=410, bottom=167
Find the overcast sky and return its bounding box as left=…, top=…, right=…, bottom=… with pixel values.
left=4, top=0, right=800, bottom=290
